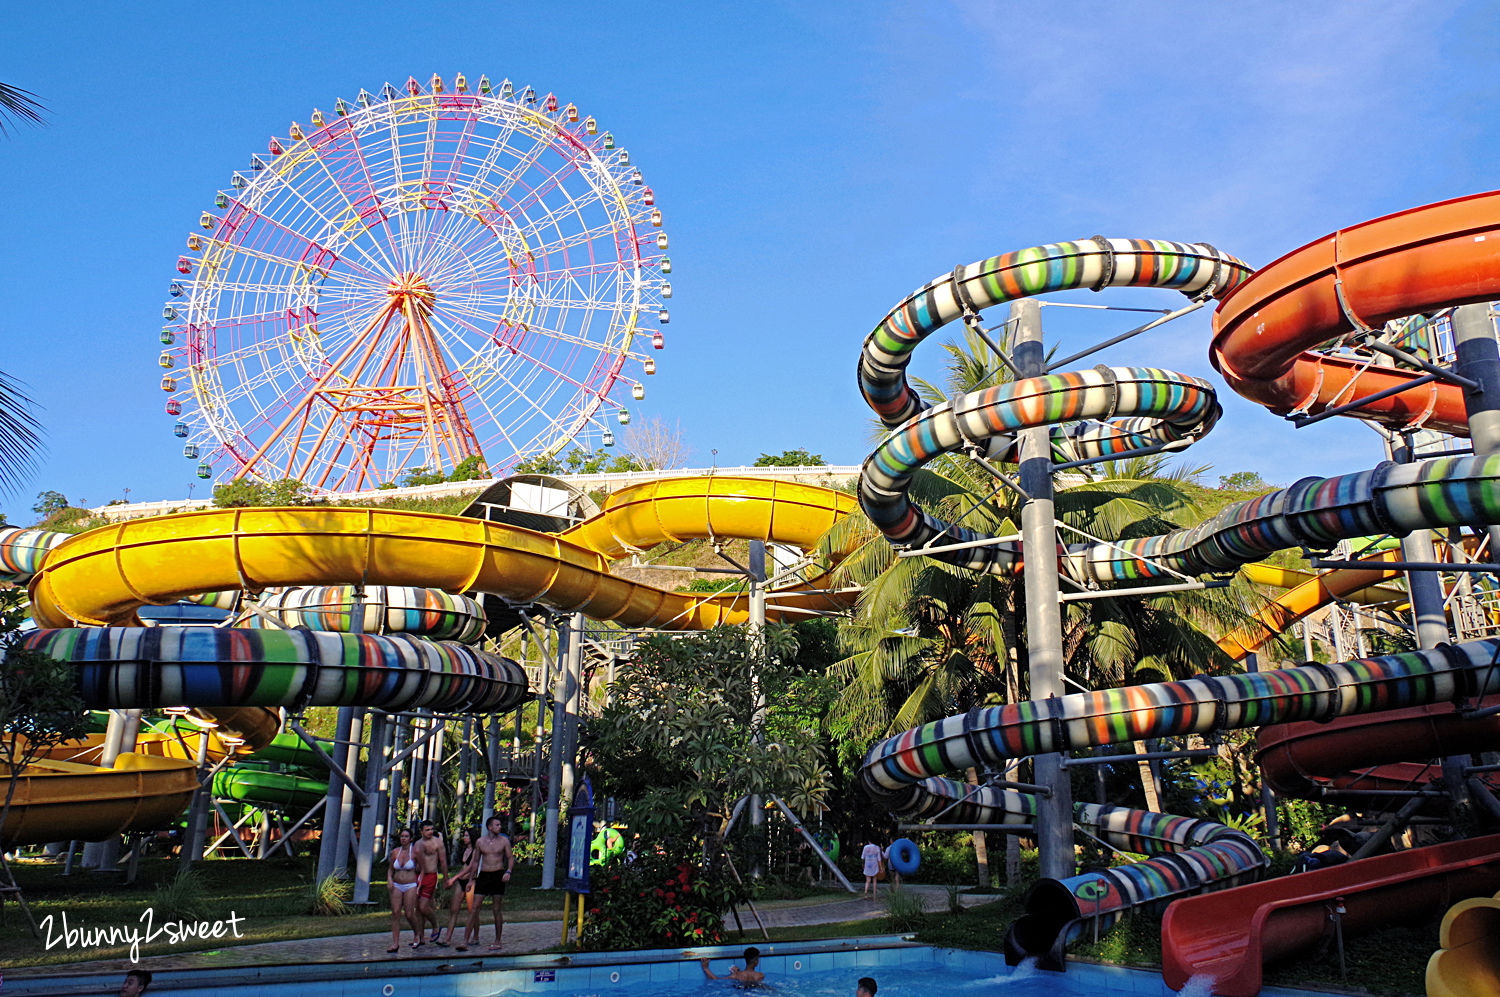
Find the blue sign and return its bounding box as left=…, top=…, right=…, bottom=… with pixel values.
left=563, top=775, right=594, bottom=894
left=533, top=969, right=556, bottom=982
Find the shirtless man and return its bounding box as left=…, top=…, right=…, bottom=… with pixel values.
left=702, top=946, right=764, bottom=985
left=414, top=820, right=448, bottom=944
left=467, top=815, right=515, bottom=950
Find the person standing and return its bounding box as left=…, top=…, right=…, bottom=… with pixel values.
left=856, top=976, right=878, bottom=996
left=467, top=815, right=515, bottom=950
left=438, top=826, right=479, bottom=950
left=386, top=828, right=421, bottom=952
left=860, top=838, right=883, bottom=898
left=882, top=841, right=902, bottom=890
left=414, top=820, right=449, bottom=944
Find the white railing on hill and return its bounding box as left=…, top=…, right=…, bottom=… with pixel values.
left=88, top=465, right=861, bottom=523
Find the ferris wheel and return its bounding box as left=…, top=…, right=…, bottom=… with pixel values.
left=158, top=73, right=671, bottom=491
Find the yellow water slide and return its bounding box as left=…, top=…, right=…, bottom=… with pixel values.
left=8, top=477, right=859, bottom=844
left=29, top=477, right=859, bottom=630
left=4, top=708, right=278, bottom=847
left=1427, top=889, right=1500, bottom=996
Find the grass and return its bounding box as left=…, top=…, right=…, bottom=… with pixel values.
left=0, top=853, right=564, bottom=969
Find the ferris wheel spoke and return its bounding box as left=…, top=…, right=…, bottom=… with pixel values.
left=234, top=169, right=398, bottom=280
left=216, top=189, right=394, bottom=283
left=432, top=308, right=621, bottom=400
left=482, top=124, right=570, bottom=218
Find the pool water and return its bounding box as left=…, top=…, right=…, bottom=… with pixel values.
left=2, top=941, right=1344, bottom=997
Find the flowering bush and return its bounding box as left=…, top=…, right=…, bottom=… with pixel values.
left=579, top=854, right=744, bottom=951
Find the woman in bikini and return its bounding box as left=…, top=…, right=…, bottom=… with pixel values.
left=438, top=826, right=479, bottom=949
left=387, top=827, right=422, bottom=952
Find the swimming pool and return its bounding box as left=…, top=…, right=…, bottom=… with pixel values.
left=1, top=938, right=1347, bottom=996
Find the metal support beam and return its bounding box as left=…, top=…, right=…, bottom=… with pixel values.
left=1013, top=297, right=1075, bottom=881
left=748, top=539, right=768, bottom=880
left=1309, top=559, right=1500, bottom=573
left=1044, top=300, right=1203, bottom=373
left=1291, top=373, right=1439, bottom=428
left=1060, top=579, right=1228, bottom=602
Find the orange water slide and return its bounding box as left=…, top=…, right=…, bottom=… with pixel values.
left=1212, top=188, right=1500, bottom=433
left=1219, top=553, right=1404, bottom=660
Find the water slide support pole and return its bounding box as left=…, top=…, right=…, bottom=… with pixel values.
left=1387, top=431, right=1466, bottom=804
left=1453, top=303, right=1500, bottom=555
left=531, top=624, right=550, bottom=859
left=748, top=539, right=768, bottom=880
left=352, top=711, right=389, bottom=905
left=317, top=589, right=365, bottom=883
left=560, top=612, right=585, bottom=822
left=541, top=614, right=569, bottom=889
left=180, top=732, right=212, bottom=868
left=1013, top=297, right=1076, bottom=881
left=83, top=709, right=140, bottom=870
left=1247, top=654, right=1283, bottom=850
left=387, top=718, right=407, bottom=853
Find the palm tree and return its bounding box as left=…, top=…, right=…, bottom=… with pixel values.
left=0, top=83, right=44, bottom=136
left=0, top=84, right=46, bottom=491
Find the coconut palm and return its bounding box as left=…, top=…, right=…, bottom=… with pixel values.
left=0, top=83, right=44, bottom=136
left=0, top=84, right=46, bottom=491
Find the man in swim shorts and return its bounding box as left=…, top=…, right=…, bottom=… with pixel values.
left=467, top=815, right=515, bottom=950
left=415, top=820, right=448, bottom=944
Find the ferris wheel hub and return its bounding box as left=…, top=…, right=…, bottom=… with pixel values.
left=386, top=273, right=436, bottom=316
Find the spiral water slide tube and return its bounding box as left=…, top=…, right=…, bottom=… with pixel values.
left=1, top=477, right=859, bottom=843
left=852, top=233, right=1500, bottom=970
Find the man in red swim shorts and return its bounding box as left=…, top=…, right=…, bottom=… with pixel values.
left=415, top=820, right=449, bottom=944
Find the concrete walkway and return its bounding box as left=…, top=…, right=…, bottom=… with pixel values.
left=5, top=883, right=992, bottom=982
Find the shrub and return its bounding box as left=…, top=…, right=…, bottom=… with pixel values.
left=579, top=854, right=743, bottom=951
left=882, top=886, right=926, bottom=933
left=305, top=873, right=351, bottom=916
left=153, top=869, right=210, bottom=921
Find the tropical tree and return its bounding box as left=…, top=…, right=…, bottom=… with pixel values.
left=754, top=448, right=826, bottom=467
left=0, top=85, right=47, bottom=492
left=0, top=83, right=44, bottom=135
left=588, top=624, right=832, bottom=850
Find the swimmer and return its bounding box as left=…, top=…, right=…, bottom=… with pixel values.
left=702, top=946, right=764, bottom=985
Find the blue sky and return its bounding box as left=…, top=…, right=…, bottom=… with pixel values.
left=2, top=2, right=1498, bottom=522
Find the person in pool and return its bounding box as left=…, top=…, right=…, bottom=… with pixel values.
left=856, top=977, right=878, bottom=996
left=386, top=827, right=422, bottom=952
left=701, top=946, right=764, bottom=985
left=118, top=970, right=152, bottom=996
